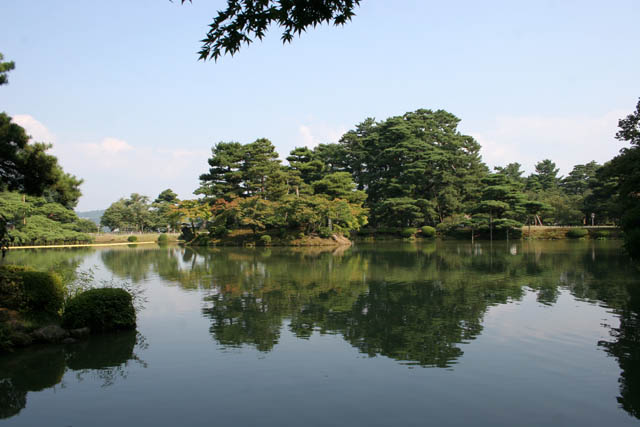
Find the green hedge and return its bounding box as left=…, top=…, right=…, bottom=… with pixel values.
left=401, top=228, right=418, bottom=238
left=420, top=226, right=436, bottom=238
left=260, top=235, right=272, bottom=245
left=0, top=265, right=64, bottom=315
left=590, top=230, right=609, bottom=239
left=127, top=235, right=137, bottom=242
left=157, top=233, right=168, bottom=244
left=566, top=228, right=588, bottom=239
left=62, top=288, right=136, bottom=332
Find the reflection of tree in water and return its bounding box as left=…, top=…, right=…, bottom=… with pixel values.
left=597, top=281, right=640, bottom=419
left=198, top=242, right=640, bottom=374
left=97, top=241, right=640, bottom=417
left=0, top=331, right=147, bottom=420
left=0, top=247, right=90, bottom=285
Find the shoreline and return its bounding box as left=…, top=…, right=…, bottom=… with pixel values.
left=7, top=241, right=159, bottom=250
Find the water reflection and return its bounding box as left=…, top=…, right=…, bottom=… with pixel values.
left=0, top=331, right=146, bottom=419
left=3, top=241, right=639, bottom=420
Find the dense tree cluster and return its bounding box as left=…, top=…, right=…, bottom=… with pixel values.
left=587, top=98, right=640, bottom=257
left=0, top=191, right=95, bottom=246
left=100, top=190, right=182, bottom=233
left=98, top=107, right=629, bottom=243
left=192, top=137, right=367, bottom=238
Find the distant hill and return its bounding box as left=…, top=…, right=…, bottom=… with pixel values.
left=76, top=209, right=105, bottom=226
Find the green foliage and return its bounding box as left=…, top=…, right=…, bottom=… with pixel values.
left=317, top=226, right=332, bottom=238
left=0, top=265, right=33, bottom=311
left=71, top=218, right=99, bottom=233
left=401, top=227, right=418, bottom=238
left=157, top=233, right=168, bottom=244
left=127, top=235, right=137, bottom=242
left=62, top=288, right=136, bottom=332
left=260, top=235, right=272, bottom=246
left=208, top=224, right=229, bottom=238
left=566, top=228, right=588, bottom=239
left=0, top=193, right=94, bottom=246
left=0, top=52, right=15, bottom=85
left=339, top=109, right=487, bottom=227
left=20, top=271, right=64, bottom=316
left=179, top=0, right=361, bottom=61
left=421, top=226, right=436, bottom=238
left=590, top=230, right=609, bottom=239
left=0, top=114, right=82, bottom=207
left=0, top=265, right=64, bottom=315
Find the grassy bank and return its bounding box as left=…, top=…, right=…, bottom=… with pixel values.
left=188, top=229, right=352, bottom=247
left=521, top=226, right=621, bottom=240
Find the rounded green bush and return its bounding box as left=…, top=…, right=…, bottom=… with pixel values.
left=209, top=225, right=229, bottom=238
left=127, top=235, right=138, bottom=242
left=0, top=266, right=64, bottom=315
left=21, top=271, right=64, bottom=316
left=260, top=235, right=272, bottom=245
left=0, top=265, right=33, bottom=311
left=420, top=226, right=436, bottom=238
left=157, top=233, right=168, bottom=244
left=590, top=230, right=609, bottom=239
left=62, top=288, right=136, bottom=332
left=566, top=228, right=588, bottom=238
left=401, top=228, right=418, bottom=238
left=318, top=227, right=332, bottom=238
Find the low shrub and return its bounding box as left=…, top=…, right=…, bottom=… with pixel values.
left=127, top=235, right=137, bottom=242
left=208, top=225, right=229, bottom=238
left=0, top=265, right=32, bottom=311
left=401, top=228, right=418, bottom=238
left=420, top=226, right=436, bottom=238
left=21, top=271, right=64, bottom=316
left=590, top=230, right=609, bottom=239
left=179, top=226, right=195, bottom=242
left=566, top=228, right=588, bottom=239
left=377, top=227, right=400, bottom=235
left=260, top=235, right=272, bottom=246
left=0, top=266, right=64, bottom=315
left=318, top=227, right=332, bottom=239
left=62, top=288, right=136, bottom=332
left=157, top=233, right=168, bottom=244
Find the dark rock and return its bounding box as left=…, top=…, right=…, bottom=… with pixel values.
left=69, top=327, right=90, bottom=338
left=7, top=319, right=27, bottom=333
left=32, top=325, right=69, bottom=343
left=10, top=332, right=33, bottom=347
left=62, top=337, right=77, bottom=344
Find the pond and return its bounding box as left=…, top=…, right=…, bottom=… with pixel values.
left=1, top=240, right=639, bottom=426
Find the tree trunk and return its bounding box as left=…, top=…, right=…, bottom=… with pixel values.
left=489, top=212, right=493, bottom=242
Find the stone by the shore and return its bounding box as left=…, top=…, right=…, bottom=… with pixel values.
left=32, top=325, right=69, bottom=343
left=9, top=332, right=33, bottom=347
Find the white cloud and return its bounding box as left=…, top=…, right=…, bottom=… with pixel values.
left=83, top=137, right=133, bottom=156
left=469, top=110, right=628, bottom=175
left=297, top=121, right=347, bottom=149
left=52, top=138, right=210, bottom=210
left=11, top=114, right=56, bottom=143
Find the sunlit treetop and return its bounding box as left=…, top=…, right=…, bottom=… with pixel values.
left=180, top=0, right=361, bottom=61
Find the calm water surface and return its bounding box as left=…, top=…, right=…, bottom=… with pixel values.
left=1, top=241, right=639, bottom=426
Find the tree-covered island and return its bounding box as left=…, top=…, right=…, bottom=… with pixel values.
left=96, top=103, right=638, bottom=252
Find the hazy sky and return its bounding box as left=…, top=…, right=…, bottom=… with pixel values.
left=2, top=1, right=639, bottom=211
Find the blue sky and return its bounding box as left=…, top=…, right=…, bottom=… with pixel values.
left=2, top=0, right=639, bottom=210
